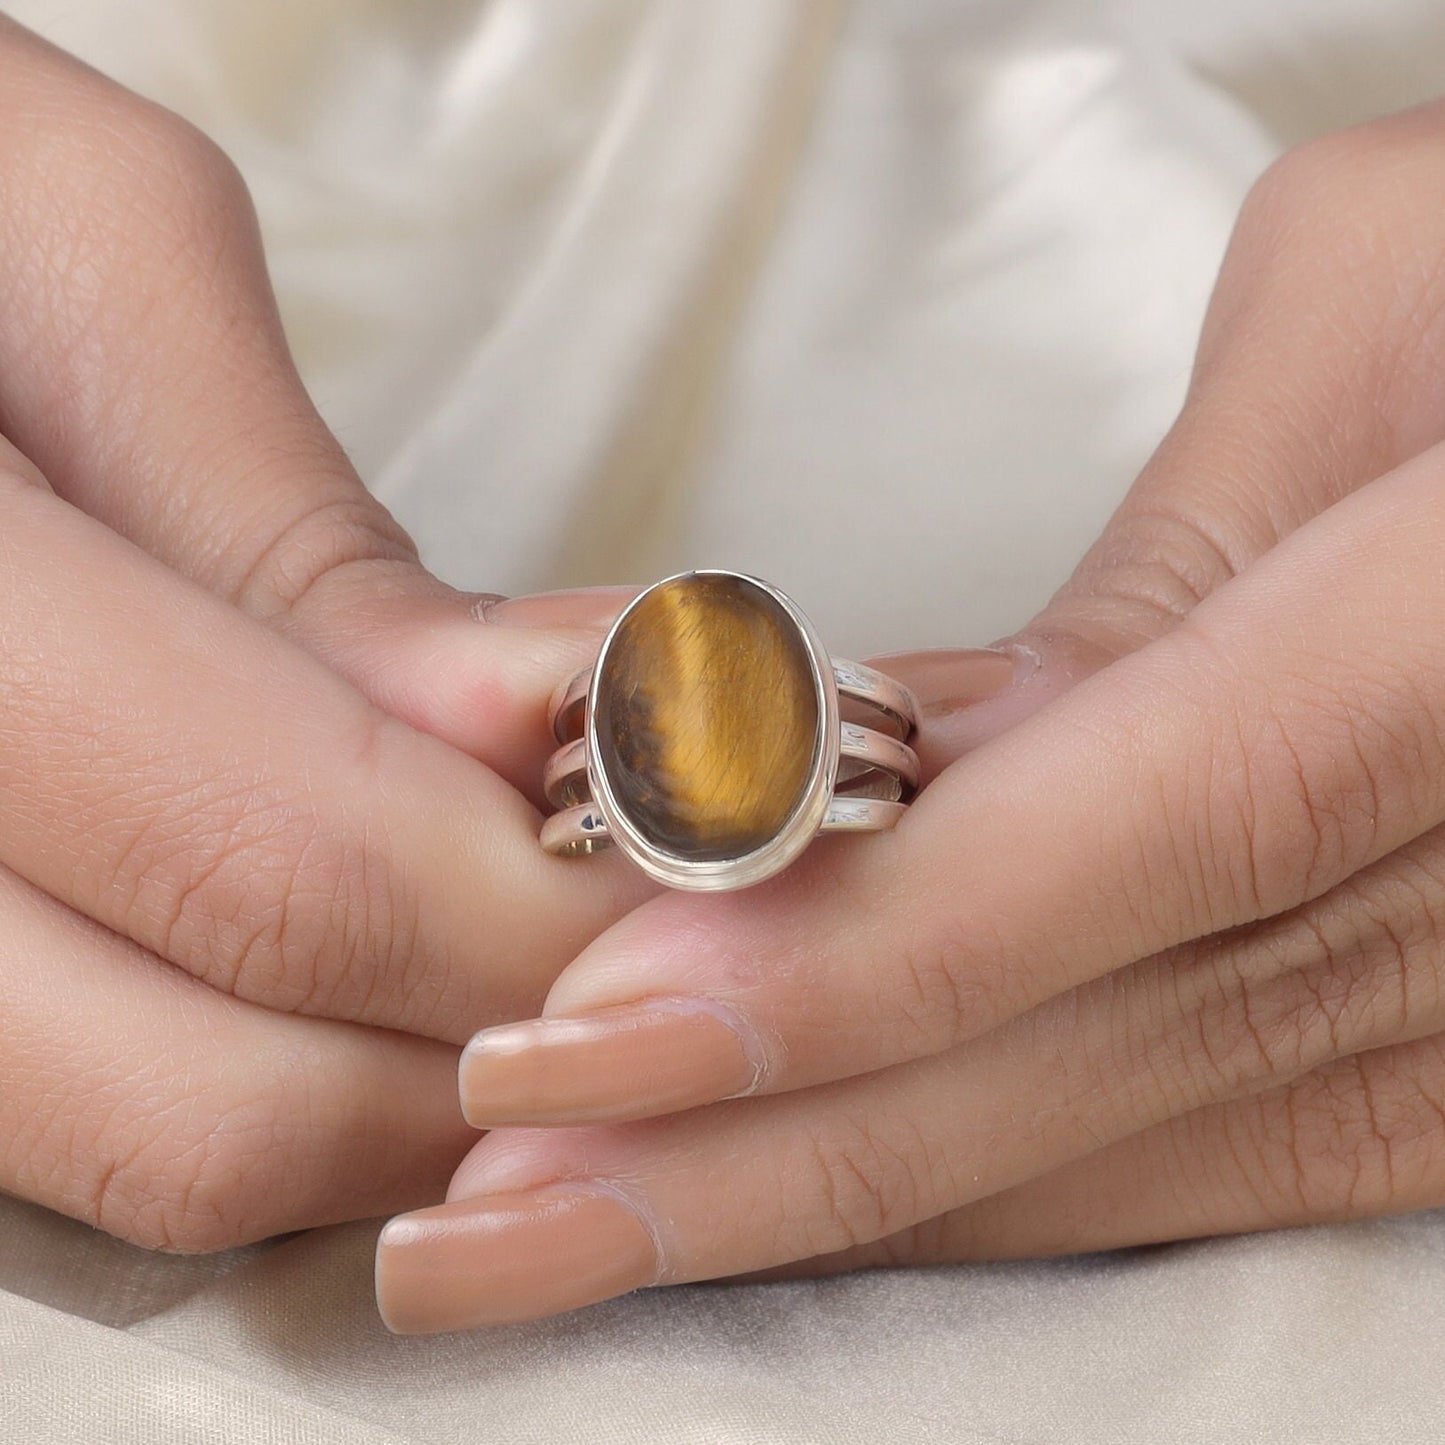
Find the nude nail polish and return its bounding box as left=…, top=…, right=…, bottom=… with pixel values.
left=476, top=586, right=638, bottom=631
left=458, top=1000, right=762, bottom=1129
left=869, top=646, right=1019, bottom=718
left=375, top=1186, right=658, bottom=1333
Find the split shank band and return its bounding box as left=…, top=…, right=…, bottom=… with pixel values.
left=539, top=571, right=921, bottom=892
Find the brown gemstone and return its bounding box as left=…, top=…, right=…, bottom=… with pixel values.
left=592, top=574, right=821, bottom=861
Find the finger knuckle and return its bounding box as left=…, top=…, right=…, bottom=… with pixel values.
left=1088, top=660, right=1251, bottom=944
left=1075, top=496, right=1249, bottom=640
left=1362, top=845, right=1445, bottom=1032
left=1187, top=942, right=1347, bottom=1103
left=6, top=78, right=257, bottom=317
left=1158, top=830, right=1445, bottom=1126
left=1280, top=876, right=1442, bottom=1057
left=31, top=83, right=251, bottom=230
left=894, top=899, right=1035, bottom=1051
left=1189, top=110, right=1445, bottom=437
left=1242, top=122, right=1419, bottom=252
left=1244, top=130, right=1360, bottom=220
left=227, top=491, right=419, bottom=623
left=1175, top=634, right=1413, bottom=924
left=1222, top=716, right=1337, bottom=918
left=111, top=731, right=420, bottom=1018
left=88, top=1083, right=290, bottom=1253
left=1050, top=643, right=1373, bottom=948
left=1246, top=694, right=1411, bottom=907
left=1234, top=115, right=1445, bottom=348
left=123, top=102, right=252, bottom=216
left=210, top=812, right=361, bottom=1014
left=887, top=939, right=977, bottom=1056
left=1171, top=940, right=1301, bottom=1101
left=800, top=1114, right=936, bottom=1256
left=1254, top=1056, right=1427, bottom=1220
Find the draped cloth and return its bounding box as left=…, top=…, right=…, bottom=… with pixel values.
left=3, top=1, right=1444, bottom=1438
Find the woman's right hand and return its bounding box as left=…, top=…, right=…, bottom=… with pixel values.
left=0, top=16, right=644, bottom=1250
left=370, top=96, right=1445, bottom=1331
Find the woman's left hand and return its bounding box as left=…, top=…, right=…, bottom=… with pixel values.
left=376, top=105, right=1445, bottom=1331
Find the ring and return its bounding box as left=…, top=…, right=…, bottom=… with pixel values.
left=539, top=570, right=920, bottom=891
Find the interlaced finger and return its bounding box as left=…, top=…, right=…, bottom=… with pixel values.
left=0, top=445, right=643, bottom=1042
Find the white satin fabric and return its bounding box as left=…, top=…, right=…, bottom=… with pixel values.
left=3, top=1, right=1445, bottom=1439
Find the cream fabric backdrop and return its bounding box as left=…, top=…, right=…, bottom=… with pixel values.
left=3, top=0, right=1445, bottom=1439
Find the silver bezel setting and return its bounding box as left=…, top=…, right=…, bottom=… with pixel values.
left=582, top=569, right=841, bottom=892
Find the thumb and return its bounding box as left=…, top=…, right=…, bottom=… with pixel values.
left=879, top=105, right=1445, bottom=774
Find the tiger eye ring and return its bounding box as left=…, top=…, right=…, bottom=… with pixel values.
left=539, top=570, right=920, bottom=891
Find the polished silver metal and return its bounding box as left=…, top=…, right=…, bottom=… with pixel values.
left=540, top=569, right=920, bottom=891
left=541, top=796, right=909, bottom=859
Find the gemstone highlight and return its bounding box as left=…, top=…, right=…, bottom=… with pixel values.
left=592, top=574, right=821, bottom=861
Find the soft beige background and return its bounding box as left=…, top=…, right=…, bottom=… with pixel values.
left=3, top=0, right=1444, bottom=1439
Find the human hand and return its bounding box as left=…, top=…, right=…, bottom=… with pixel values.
left=0, top=18, right=647, bottom=1251
left=375, top=99, right=1445, bottom=1329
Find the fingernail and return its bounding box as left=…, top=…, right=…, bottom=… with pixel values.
left=476, top=586, right=637, bottom=631
left=458, top=1000, right=763, bottom=1129
left=923, top=642, right=1068, bottom=754
left=869, top=646, right=1018, bottom=718
left=375, top=1185, right=657, bottom=1333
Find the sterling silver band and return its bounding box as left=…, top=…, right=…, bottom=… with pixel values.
left=541, top=796, right=909, bottom=859
left=539, top=570, right=921, bottom=891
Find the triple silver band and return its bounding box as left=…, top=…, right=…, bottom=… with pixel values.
left=539, top=571, right=921, bottom=891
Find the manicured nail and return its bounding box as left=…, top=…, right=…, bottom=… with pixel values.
left=458, top=1000, right=762, bottom=1129
left=476, top=586, right=638, bottom=631
left=921, top=640, right=1079, bottom=756
left=375, top=1185, right=657, bottom=1333
left=871, top=646, right=1020, bottom=718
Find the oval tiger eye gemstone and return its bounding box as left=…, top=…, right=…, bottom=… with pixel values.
left=592, top=574, right=821, bottom=862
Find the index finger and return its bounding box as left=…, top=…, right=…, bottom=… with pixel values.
left=452, top=439, right=1445, bottom=1120
left=0, top=448, right=645, bottom=1043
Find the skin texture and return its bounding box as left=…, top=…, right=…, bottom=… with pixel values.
left=7, top=13, right=1445, bottom=1326
left=0, top=16, right=654, bottom=1251
left=376, top=100, right=1445, bottom=1327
